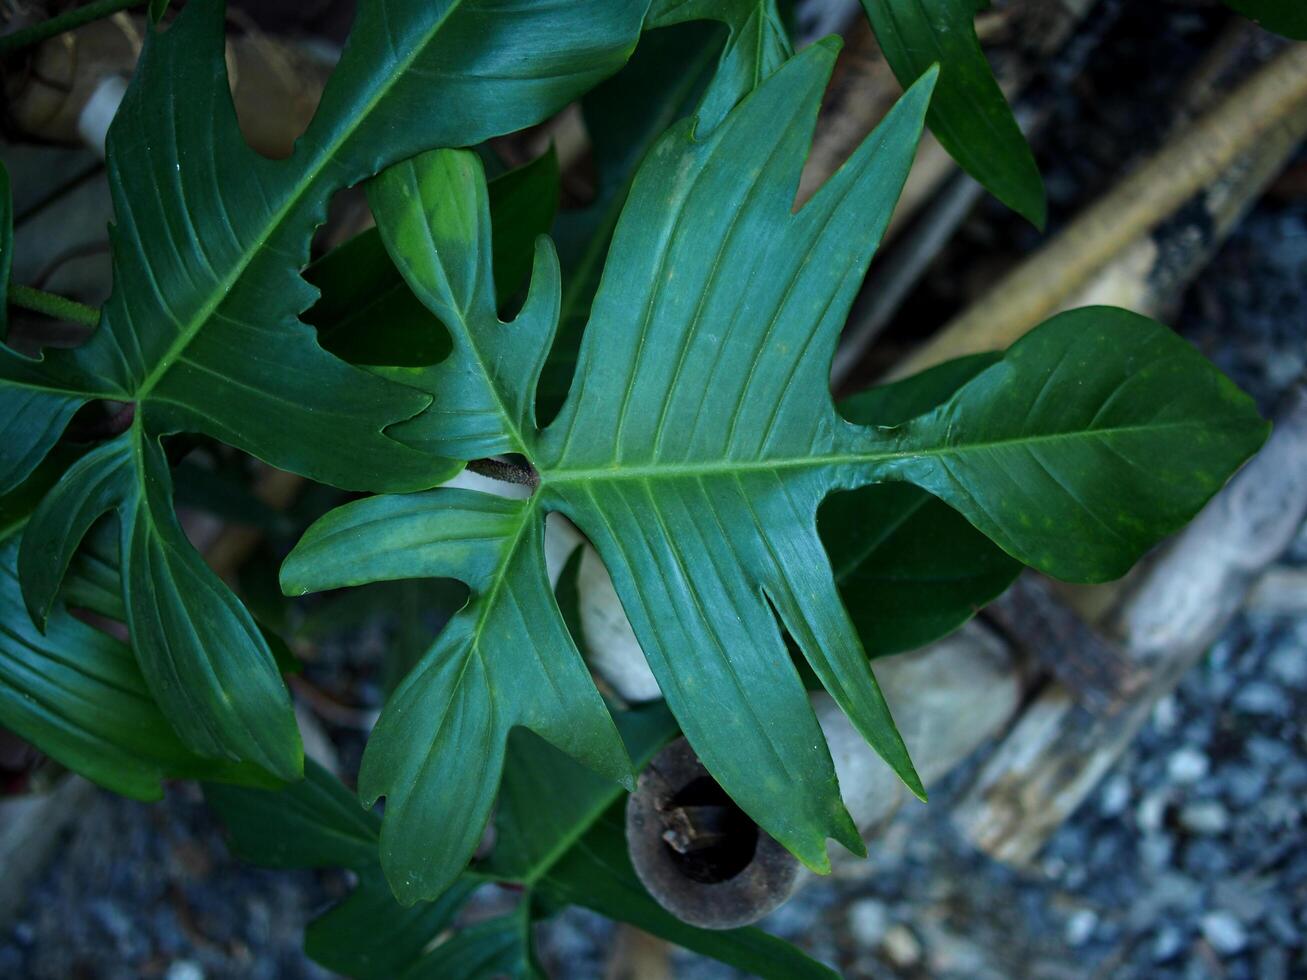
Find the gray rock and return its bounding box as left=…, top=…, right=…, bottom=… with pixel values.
left=1232, top=681, right=1290, bottom=717
left=1152, top=926, right=1185, bottom=963
left=1258, top=946, right=1290, bottom=980
left=1167, top=748, right=1210, bottom=785
left=1221, top=765, right=1267, bottom=805
left=1152, top=695, right=1181, bottom=735
left=1266, top=643, right=1307, bottom=689
left=1099, top=776, right=1132, bottom=817
left=1265, top=907, right=1301, bottom=946
left=1139, top=834, right=1175, bottom=870
left=1064, top=909, right=1098, bottom=946
left=1200, top=912, right=1247, bottom=955
left=1137, top=791, right=1171, bottom=832
left=882, top=924, right=922, bottom=968
left=1178, top=801, right=1229, bottom=835
left=847, top=898, right=890, bottom=949
left=1246, top=735, right=1291, bottom=767
left=166, top=962, right=205, bottom=980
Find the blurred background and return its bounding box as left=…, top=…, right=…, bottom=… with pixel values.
left=1, top=0, right=1304, bottom=977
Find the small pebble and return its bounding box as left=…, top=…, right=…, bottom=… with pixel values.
left=1259, top=946, right=1291, bottom=980
left=1152, top=695, right=1181, bottom=734
left=1064, top=909, right=1098, bottom=946
left=1200, top=912, right=1247, bottom=955
left=166, top=961, right=205, bottom=980
left=847, top=899, right=889, bottom=948
left=882, top=925, right=922, bottom=968
left=1266, top=645, right=1307, bottom=689
left=1137, top=791, right=1170, bottom=832
left=1140, top=834, right=1174, bottom=870
left=1179, top=801, right=1229, bottom=835
left=1247, top=735, right=1291, bottom=767
left=1233, top=681, right=1290, bottom=717
left=1223, top=766, right=1267, bottom=805
left=1099, top=776, right=1131, bottom=817
left=1167, top=748, right=1209, bottom=785
left=1152, top=926, right=1185, bottom=963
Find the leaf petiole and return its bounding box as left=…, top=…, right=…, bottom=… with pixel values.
left=7, top=284, right=100, bottom=330
left=0, top=0, right=145, bottom=58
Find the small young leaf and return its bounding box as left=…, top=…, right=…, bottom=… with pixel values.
left=860, top=0, right=1047, bottom=227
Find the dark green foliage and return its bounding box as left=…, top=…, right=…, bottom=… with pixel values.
left=0, top=2, right=1271, bottom=974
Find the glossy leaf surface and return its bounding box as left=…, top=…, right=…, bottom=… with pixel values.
left=860, top=0, right=1046, bottom=226
left=0, top=0, right=648, bottom=775
left=283, top=490, right=634, bottom=902
left=0, top=467, right=271, bottom=798
left=824, top=353, right=1019, bottom=656
left=292, top=41, right=1265, bottom=903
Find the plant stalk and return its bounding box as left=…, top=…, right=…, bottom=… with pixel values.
left=467, top=456, right=540, bottom=490
left=0, top=0, right=144, bottom=58
left=8, top=284, right=100, bottom=328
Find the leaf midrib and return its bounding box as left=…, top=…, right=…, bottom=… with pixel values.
left=131, top=0, right=467, bottom=403
left=539, top=416, right=1239, bottom=486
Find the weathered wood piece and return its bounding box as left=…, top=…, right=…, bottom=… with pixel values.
left=984, top=574, right=1141, bottom=715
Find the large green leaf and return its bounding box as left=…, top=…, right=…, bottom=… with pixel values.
left=0, top=0, right=649, bottom=776
left=292, top=41, right=1265, bottom=902
left=860, top=0, right=1046, bottom=227
left=543, top=20, right=726, bottom=417
left=0, top=468, right=270, bottom=799
left=282, top=490, right=634, bottom=903
left=824, top=353, right=1020, bottom=656
left=1223, top=0, right=1307, bottom=38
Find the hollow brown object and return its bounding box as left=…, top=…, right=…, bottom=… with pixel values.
left=626, top=737, right=801, bottom=930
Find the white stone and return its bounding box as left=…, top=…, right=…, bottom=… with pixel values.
left=1167, top=747, right=1210, bottom=784
left=1201, top=912, right=1247, bottom=955
left=1065, top=909, right=1098, bottom=946
left=847, top=898, right=890, bottom=948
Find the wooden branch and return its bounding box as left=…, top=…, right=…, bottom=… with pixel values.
left=984, top=574, right=1141, bottom=715
left=890, top=42, right=1307, bottom=378
left=952, top=384, right=1307, bottom=865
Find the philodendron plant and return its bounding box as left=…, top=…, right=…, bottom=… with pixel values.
left=0, top=0, right=1281, bottom=974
